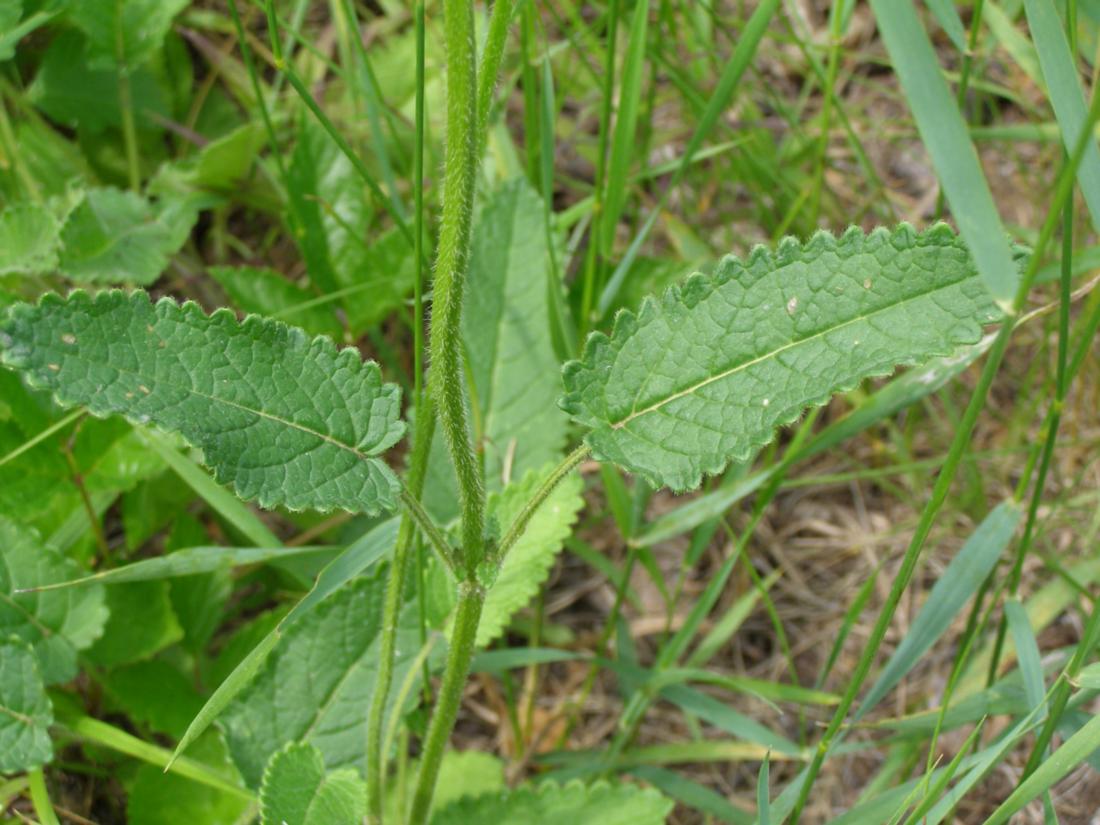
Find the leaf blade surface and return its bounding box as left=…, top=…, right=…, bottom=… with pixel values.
left=562, top=226, right=1002, bottom=490
left=0, top=290, right=404, bottom=514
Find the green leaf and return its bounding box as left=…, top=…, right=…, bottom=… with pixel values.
left=208, top=265, right=343, bottom=340
left=57, top=188, right=195, bottom=285
left=85, top=581, right=183, bottom=667
left=169, top=519, right=397, bottom=769
left=385, top=751, right=505, bottom=822
left=0, top=203, right=59, bottom=276
left=220, top=562, right=425, bottom=787
left=28, top=30, right=172, bottom=134
left=259, top=742, right=367, bottom=825
left=0, top=290, right=405, bottom=515
left=103, top=660, right=203, bottom=739
left=33, top=544, right=334, bottom=591
left=465, top=179, right=570, bottom=488
left=0, top=516, right=107, bottom=684
left=870, top=1, right=1019, bottom=308
left=476, top=466, right=584, bottom=646
left=0, top=638, right=53, bottom=772
left=150, top=123, right=266, bottom=197
left=67, top=0, right=189, bottom=69
left=430, top=780, right=674, bottom=825
left=562, top=225, right=1002, bottom=491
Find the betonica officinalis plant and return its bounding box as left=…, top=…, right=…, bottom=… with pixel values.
left=3, top=0, right=1100, bottom=823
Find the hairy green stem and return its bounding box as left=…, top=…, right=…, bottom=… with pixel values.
left=497, top=445, right=588, bottom=562
left=428, top=0, right=483, bottom=575
left=408, top=582, right=485, bottom=825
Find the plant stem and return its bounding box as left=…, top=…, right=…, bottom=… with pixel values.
left=428, top=0, right=483, bottom=575
left=367, top=402, right=438, bottom=823
left=497, top=444, right=588, bottom=562
left=27, top=769, right=59, bottom=825
left=408, top=581, right=485, bottom=825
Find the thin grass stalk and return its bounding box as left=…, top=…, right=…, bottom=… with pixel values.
left=787, top=77, right=1100, bottom=825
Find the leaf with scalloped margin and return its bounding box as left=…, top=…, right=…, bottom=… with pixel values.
left=0, top=290, right=404, bottom=515
left=0, top=638, right=53, bottom=772
left=260, top=742, right=366, bottom=825
left=0, top=517, right=107, bottom=685
left=430, top=780, right=673, bottom=825
left=561, top=225, right=1003, bottom=491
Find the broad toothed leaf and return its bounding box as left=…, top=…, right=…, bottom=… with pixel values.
left=0, top=291, right=404, bottom=515
left=561, top=225, right=1003, bottom=491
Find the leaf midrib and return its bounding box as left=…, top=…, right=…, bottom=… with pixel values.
left=611, top=273, right=986, bottom=430
left=53, top=353, right=379, bottom=463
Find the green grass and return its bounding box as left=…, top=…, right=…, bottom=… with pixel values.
left=0, top=1, right=1099, bottom=824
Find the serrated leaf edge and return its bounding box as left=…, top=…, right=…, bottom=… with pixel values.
left=561, top=223, right=1003, bottom=491
left=0, top=289, right=405, bottom=515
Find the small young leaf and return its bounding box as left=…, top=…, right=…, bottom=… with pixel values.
left=0, top=203, right=59, bottom=276
left=259, top=742, right=367, bottom=825
left=0, top=516, right=108, bottom=684
left=0, top=290, right=404, bottom=515
left=0, top=638, right=54, bottom=772
left=562, top=225, right=1002, bottom=491
left=430, top=780, right=674, bottom=825
left=57, top=188, right=195, bottom=285
left=477, top=466, right=584, bottom=646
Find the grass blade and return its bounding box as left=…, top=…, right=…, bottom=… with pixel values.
left=1024, top=0, right=1100, bottom=231
left=857, top=501, right=1020, bottom=717
left=599, top=0, right=649, bottom=258
left=23, top=546, right=336, bottom=591
left=871, top=0, right=1019, bottom=309
left=167, top=518, right=398, bottom=767
left=981, top=711, right=1100, bottom=825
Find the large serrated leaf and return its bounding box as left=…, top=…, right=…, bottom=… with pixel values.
left=0, top=517, right=108, bottom=685
left=0, top=290, right=404, bottom=515
left=430, top=780, right=674, bottom=825
left=562, top=225, right=1003, bottom=491
left=259, top=742, right=367, bottom=825
left=0, top=638, right=53, bottom=772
